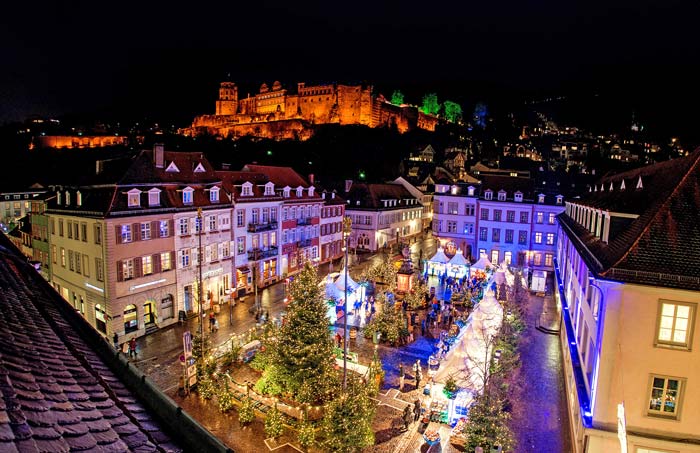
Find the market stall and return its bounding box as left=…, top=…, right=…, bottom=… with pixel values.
left=426, top=247, right=450, bottom=277
left=470, top=254, right=492, bottom=271
left=446, top=249, right=470, bottom=279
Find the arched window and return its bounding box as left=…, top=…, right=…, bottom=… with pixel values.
left=124, top=304, right=138, bottom=333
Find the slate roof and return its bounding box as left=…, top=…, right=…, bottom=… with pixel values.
left=240, top=165, right=323, bottom=202
left=0, top=238, right=183, bottom=452
left=216, top=170, right=282, bottom=203
left=559, top=149, right=700, bottom=291
left=344, top=183, right=418, bottom=210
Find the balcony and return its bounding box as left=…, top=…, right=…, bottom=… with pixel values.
left=296, top=217, right=313, bottom=226
left=247, top=246, right=279, bottom=261
left=296, top=239, right=312, bottom=248
left=247, top=221, right=278, bottom=233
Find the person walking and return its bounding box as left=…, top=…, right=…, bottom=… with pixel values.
left=129, top=337, right=137, bottom=359
left=112, top=332, right=119, bottom=350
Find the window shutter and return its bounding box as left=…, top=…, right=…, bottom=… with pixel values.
left=170, top=251, right=176, bottom=268
left=115, top=225, right=122, bottom=244
left=134, top=258, right=142, bottom=278
left=168, top=219, right=174, bottom=237
left=153, top=253, right=161, bottom=273
left=116, top=260, right=123, bottom=281
left=132, top=223, right=140, bottom=241
left=152, top=221, right=159, bottom=238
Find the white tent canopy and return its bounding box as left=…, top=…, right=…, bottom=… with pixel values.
left=334, top=269, right=359, bottom=292
left=471, top=255, right=492, bottom=270
left=448, top=249, right=469, bottom=266
left=428, top=247, right=450, bottom=264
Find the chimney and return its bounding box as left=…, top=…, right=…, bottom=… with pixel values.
left=95, top=160, right=104, bottom=175
left=308, top=173, right=315, bottom=184
left=154, top=143, right=165, bottom=168
left=345, top=180, right=353, bottom=193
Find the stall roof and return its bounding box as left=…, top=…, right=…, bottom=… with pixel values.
left=471, top=255, right=492, bottom=270
left=428, top=247, right=450, bottom=264
left=448, top=250, right=470, bottom=267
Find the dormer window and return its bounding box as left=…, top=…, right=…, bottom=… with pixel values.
left=538, top=194, right=545, bottom=204
left=65, top=191, right=71, bottom=205
left=241, top=182, right=253, bottom=197
left=514, top=192, right=523, bottom=202
left=76, top=191, right=82, bottom=207
left=308, top=186, right=315, bottom=196
left=182, top=187, right=194, bottom=205
left=148, top=188, right=161, bottom=206
left=57, top=192, right=61, bottom=205
left=556, top=195, right=563, bottom=205
left=209, top=186, right=220, bottom=203
left=498, top=190, right=506, bottom=201
left=264, top=182, right=275, bottom=196
left=127, top=189, right=141, bottom=207
left=467, top=186, right=475, bottom=196
left=296, top=186, right=304, bottom=198
left=165, top=161, right=180, bottom=173
left=484, top=190, right=493, bottom=201
left=451, top=185, right=458, bottom=195
left=283, top=186, right=291, bottom=198
left=193, top=162, right=206, bottom=173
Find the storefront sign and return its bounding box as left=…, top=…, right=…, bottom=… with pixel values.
left=183, top=331, right=193, bottom=360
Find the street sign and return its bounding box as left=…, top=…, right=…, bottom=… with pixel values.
left=183, top=331, right=193, bottom=360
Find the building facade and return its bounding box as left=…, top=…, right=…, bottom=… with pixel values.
left=319, top=190, right=345, bottom=264
left=48, top=145, right=233, bottom=340
left=0, top=188, right=46, bottom=231
left=432, top=176, right=564, bottom=270
left=344, top=182, right=423, bottom=252
left=556, top=151, right=700, bottom=453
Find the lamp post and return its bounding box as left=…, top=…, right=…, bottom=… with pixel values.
left=197, top=208, right=204, bottom=341
left=342, top=216, right=352, bottom=391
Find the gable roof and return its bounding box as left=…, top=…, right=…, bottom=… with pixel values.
left=344, top=183, right=418, bottom=210
left=560, top=149, right=700, bottom=290
left=242, top=164, right=309, bottom=188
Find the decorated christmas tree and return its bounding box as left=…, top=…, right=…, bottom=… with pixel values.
left=238, top=396, right=254, bottom=425
left=321, top=374, right=375, bottom=452
left=461, top=393, right=515, bottom=452
left=297, top=413, right=316, bottom=450
left=265, top=404, right=284, bottom=439
left=263, top=262, right=338, bottom=403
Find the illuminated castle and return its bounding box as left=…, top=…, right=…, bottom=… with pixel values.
left=182, top=80, right=439, bottom=140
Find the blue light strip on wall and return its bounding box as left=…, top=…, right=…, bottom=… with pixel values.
left=554, top=257, right=593, bottom=428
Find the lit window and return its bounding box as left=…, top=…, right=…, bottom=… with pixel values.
left=161, top=252, right=172, bottom=271
left=548, top=213, right=556, bottom=224
left=121, top=224, right=132, bottom=243
left=545, top=254, right=553, bottom=267
left=656, top=300, right=695, bottom=349
left=546, top=233, right=555, bottom=245
left=159, top=220, right=169, bottom=237
left=182, top=187, right=194, bottom=204
left=127, top=189, right=141, bottom=207
left=142, top=256, right=153, bottom=275
left=648, top=375, right=684, bottom=419
left=467, top=186, right=475, bottom=196
left=534, top=232, right=542, bottom=244
left=122, top=259, right=134, bottom=280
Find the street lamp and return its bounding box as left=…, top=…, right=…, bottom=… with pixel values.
left=342, top=216, right=352, bottom=391
left=197, top=208, right=204, bottom=341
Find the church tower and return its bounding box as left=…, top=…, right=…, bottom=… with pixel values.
left=215, top=81, right=238, bottom=115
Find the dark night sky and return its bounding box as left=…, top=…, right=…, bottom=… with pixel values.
left=2, top=0, right=699, bottom=139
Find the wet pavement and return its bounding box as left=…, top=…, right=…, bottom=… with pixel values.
left=509, top=283, right=572, bottom=453
left=129, top=235, right=572, bottom=452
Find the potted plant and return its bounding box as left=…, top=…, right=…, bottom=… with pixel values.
left=443, top=375, right=457, bottom=399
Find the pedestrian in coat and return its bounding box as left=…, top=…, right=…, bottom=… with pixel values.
left=413, top=399, right=422, bottom=422
left=112, top=332, right=119, bottom=350
left=420, top=319, right=426, bottom=336
left=129, top=337, right=137, bottom=359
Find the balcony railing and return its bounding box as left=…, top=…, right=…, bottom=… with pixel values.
left=247, top=246, right=279, bottom=261
left=247, top=221, right=278, bottom=233
left=296, top=239, right=312, bottom=248
left=296, top=217, right=313, bottom=226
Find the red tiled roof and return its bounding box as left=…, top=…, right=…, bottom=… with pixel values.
left=344, top=183, right=418, bottom=210
left=241, top=164, right=309, bottom=188
left=0, top=239, right=183, bottom=452
left=560, top=149, right=700, bottom=290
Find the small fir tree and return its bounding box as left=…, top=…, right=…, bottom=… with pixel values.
left=265, top=404, right=284, bottom=439
left=461, top=394, right=515, bottom=452
left=321, top=374, right=375, bottom=452
left=390, top=90, right=405, bottom=105
left=421, top=93, right=441, bottom=115
left=217, top=381, right=235, bottom=412
left=297, top=415, right=316, bottom=451
left=238, top=396, right=255, bottom=425
left=443, top=100, right=463, bottom=122
left=197, top=374, right=215, bottom=400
